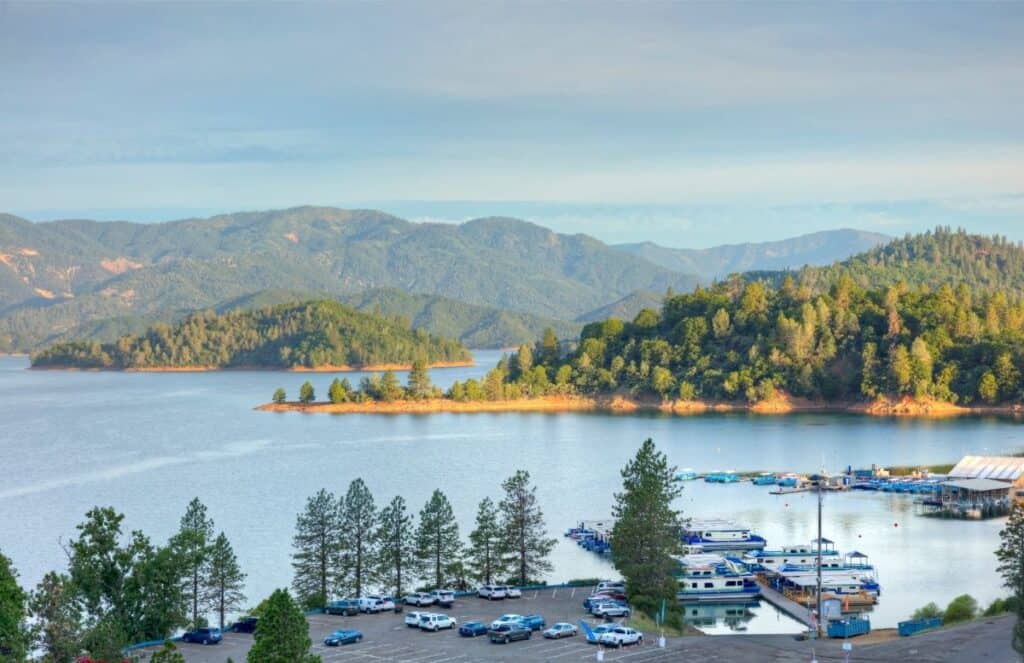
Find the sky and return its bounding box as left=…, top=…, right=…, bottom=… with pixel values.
left=2, top=1, right=1023, bottom=247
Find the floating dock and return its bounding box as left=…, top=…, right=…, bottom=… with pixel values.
left=755, top=579, right=815, bottom=628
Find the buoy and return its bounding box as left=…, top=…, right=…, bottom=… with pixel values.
left=894, top=522, right=899, bottom=528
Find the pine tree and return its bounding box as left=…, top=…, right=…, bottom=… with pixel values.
left=28, top=572, right=82, bottom=663
left=272, top=387, right=287, bottom=404
left=610, top=438, right=683, bottom=607
left=327, top=378, right=348, bottom=404
left=203, top=533, right=246, bottom=630
left=997, top=502, right=1024, bottom=656
left=467, top=498, right=503, bottom=585
left=498, top=470, right=556, bottom=585
left=291, top=490, right=342, bottom=609
left=407, top=359, right=433, bottom=399
left=379, top=370, right=404, bottom=401
left=415, top=490, right=461, bottom=589
left=246, top=589, right=320, bottom=663
left=375, top=496, right=416, bottom=598
left=172, top=498, right=215, bottom=629
left=299, top=381, right=315, bottom=404
left=0, top=551, right=29, bottom=662
left=338, top=479, right=377, bottom=597
left=539, top=328, right=559, bottom=364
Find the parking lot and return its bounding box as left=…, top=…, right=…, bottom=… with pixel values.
left=150, top=586, right=686, bottom=662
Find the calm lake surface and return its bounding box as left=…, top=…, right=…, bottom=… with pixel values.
left=2, top=352, right=1022, bottom=633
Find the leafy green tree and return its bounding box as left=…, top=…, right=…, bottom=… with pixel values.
left=449, top=381, right=466, bottom=401
left=379, top=370, right=404, bottom=401
left=172, top=497, right=215, bottom=629
left=539, top=328, right=559, bottom=364
left=610, top=439, right=683, bottom=607
left=407, top=360, right=433, bottom=400
left=650, top=366, right=675, bottom=397
left=711, top=308, right=731, bottom=338
left=0, top=551, right=29, bottom=662
left=272, top=387, right=287, bottom=404
left=889, top=344, right=912, bottom=394
left=909, top=337, right=933, bottom=397
left=912, top=602, right=943, bottom=620
left=299, top=381, right=315, bottom=404
left=203, top=533, right=246, bottom=630
left=979, top=371, right=1000, bottom=404
left=415, top=490, right=462, bottom=589
left=498, top=470, right=556, bottom=586
left=327, top=378, right=349, bottom=404
left=246, top=589, right=320, bottom=663
left=512, top=344, right=533, bottom=379
left=997, top=502, right=1024, bottom=655
left=943, top=594, right=978, bottom=624
left=291, top=490, right=342, bottom=609
left=467, top=498, right=503, bottom=585
left=339, top=479, right=377, bottom=597
left=149, top=640, right=187, bottom=662
left=375, top=496, right=416, bottom=598
left=28, top=572, right=82, bottom=663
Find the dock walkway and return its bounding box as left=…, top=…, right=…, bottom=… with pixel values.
left=757, top=579, right=814, bottom=628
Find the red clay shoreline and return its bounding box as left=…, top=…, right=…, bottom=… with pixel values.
left=255, top=394, right=1024, bottom=418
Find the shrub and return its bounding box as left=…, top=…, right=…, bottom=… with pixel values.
left=943, top=594, right=978, bottom=624
left=912, top=602, right=943, bottom=620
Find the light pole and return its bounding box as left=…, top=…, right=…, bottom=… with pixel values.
left=816, top=478, right=823, bottom=638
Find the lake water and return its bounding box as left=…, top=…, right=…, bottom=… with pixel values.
left=1, top=352, right=1021, bottom=634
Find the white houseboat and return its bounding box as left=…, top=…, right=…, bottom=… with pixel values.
left=683, top=519, right=767, bottom=551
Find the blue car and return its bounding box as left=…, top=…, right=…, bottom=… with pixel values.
left=459, top=621, right=489, bottom=637
left=518, top=615, right=545, bottom=631
left=181, top=627, right=222, bottom=645
left=324, top=629, right=363, bottom=646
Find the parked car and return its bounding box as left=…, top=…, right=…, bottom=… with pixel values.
left=181, top=627, right=222, bottom=645
left=431, top=589, right=456, bottom=607
left=592, top=602, right=631, bottom=618
left=518, top=614, right=545, bottom=631
left=325, top=599, right=359, bottom=616
left=596, top=580, right=625, bottom=593
left=324, top=629, right=363, bottom=646
left=404, top=592, right=434, bottom=607
left=584, top=623, right=618, bottom=644
left=590, top=589, right=627, bottom=601
left=490, top=614, right=525, bottom=630
left=488, top=622, right=532, bottom=643
left=478, top=584, right=507, bottom=600
left=459, top=621, right=489, bottom=637
left=419, top=613, right=457, bottom=631
left=405, top=611, right=427, bottom=627
left=358, top=596, right=395, bottom=613
left=544, top=622, right=578, bottom=639
left=583, top=596, right=628, bottom=612
left=598, top=626, right=643, bottom=648
left=505, top=586, right=522, bottom=598
left=231, top=616, right=258, bottom=633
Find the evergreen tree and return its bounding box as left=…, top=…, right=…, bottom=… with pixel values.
left=379, top=370, right=404, bottom=401
left=246, top=589, right=320, bottom=663
left=172, top=498, right=215, bottom=629
left=299, top=381, right=316, bottom=404
left=539, top=328, right=560, bottom=365
left=291, top=490, right=342, bottom=609
left=407, top=359, right=433, bottom=399
left=375, top=496, right=416, bottom=598
left=327, top=378, right=349, bottom=404
left=610, top=438, right=683, bottom=607
left=28, top=572, right=82, bottom=663
left=0, top=551, right=29, bottom=662
left=997, top=502, right=1024, bottom=656
left=498, top=470, right=556, bottom=585
left=203, top=533, right=246, bottom=630
left=467, top=498, right=503, bottom=585
left=338, top=479, right=377, bottom=597
left=272, top=387, right=287, bottom=404
left=979, top=371, right=1000, bottom=404
left=415, top=490, right=462, bottom=589
left=149, top=640, right=187, bottom=663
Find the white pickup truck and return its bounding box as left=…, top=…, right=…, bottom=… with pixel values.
left=598, top=626, right=643, bottom=648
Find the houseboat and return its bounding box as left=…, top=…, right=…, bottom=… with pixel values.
left=676, top=558, right=761, bottom=602
left=742, top=539, right=841, bottom=571
left=675, top=468, right=698, bottom=481
left=752, top=473, right=777, bottom=486
left=683, top=519, right=767, bottom=551
left=705, top=471, right=740, bottom=483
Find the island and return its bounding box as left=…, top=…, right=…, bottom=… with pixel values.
left=29, top=300, right=473, bottom=371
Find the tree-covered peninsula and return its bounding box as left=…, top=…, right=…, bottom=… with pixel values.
left=30, top=300, right=471, bottom=370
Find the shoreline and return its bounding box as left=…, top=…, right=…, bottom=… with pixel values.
left=28, top=360, right=475, bottom=373
left=255, top=394, right=1024, bottom=418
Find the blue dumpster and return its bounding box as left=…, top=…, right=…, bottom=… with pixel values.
left=897, top=617, right=942, bottom=637
left=827, top=616, right=871, bottom=639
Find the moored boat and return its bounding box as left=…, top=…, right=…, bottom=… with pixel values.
left=683, top=519, right=766, bottom=551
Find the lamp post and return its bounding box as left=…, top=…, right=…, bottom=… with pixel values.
left=816, top=477, right=823, bottom=638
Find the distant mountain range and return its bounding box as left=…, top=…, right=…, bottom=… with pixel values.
left=0, top=207, right=894, bottom=352
left=614, top=229, right=891, bottom=281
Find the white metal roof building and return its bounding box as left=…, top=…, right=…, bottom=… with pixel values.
left=947, top=455, right=1024, bottom=482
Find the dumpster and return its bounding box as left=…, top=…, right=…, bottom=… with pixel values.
left=827, top=616, right=871, bottom=639
left=897, top=617, right=942, bottom=636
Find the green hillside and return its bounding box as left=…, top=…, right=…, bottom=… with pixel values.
left=0, top=207, right=693, bottom=351
left=30, top=300, right=470, bottom=370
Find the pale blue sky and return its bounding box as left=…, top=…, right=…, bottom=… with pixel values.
left=2, top=1, right=1022, bottom=246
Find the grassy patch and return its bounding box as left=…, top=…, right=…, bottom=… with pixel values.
left=625, top=611, right=698, bottom=637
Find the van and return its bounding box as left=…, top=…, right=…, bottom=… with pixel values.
left=478, top=584, right=507, bottom=600
left=431, top=589, right=455, bottom=607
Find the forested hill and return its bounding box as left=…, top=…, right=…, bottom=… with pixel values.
left=497, top=267, right=1024, bottom=407
left=0, top=207, right=695, bottom=351
left=30, top=300, right=471, bottom=370
left=760, top=227, right=1024, bottom=296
